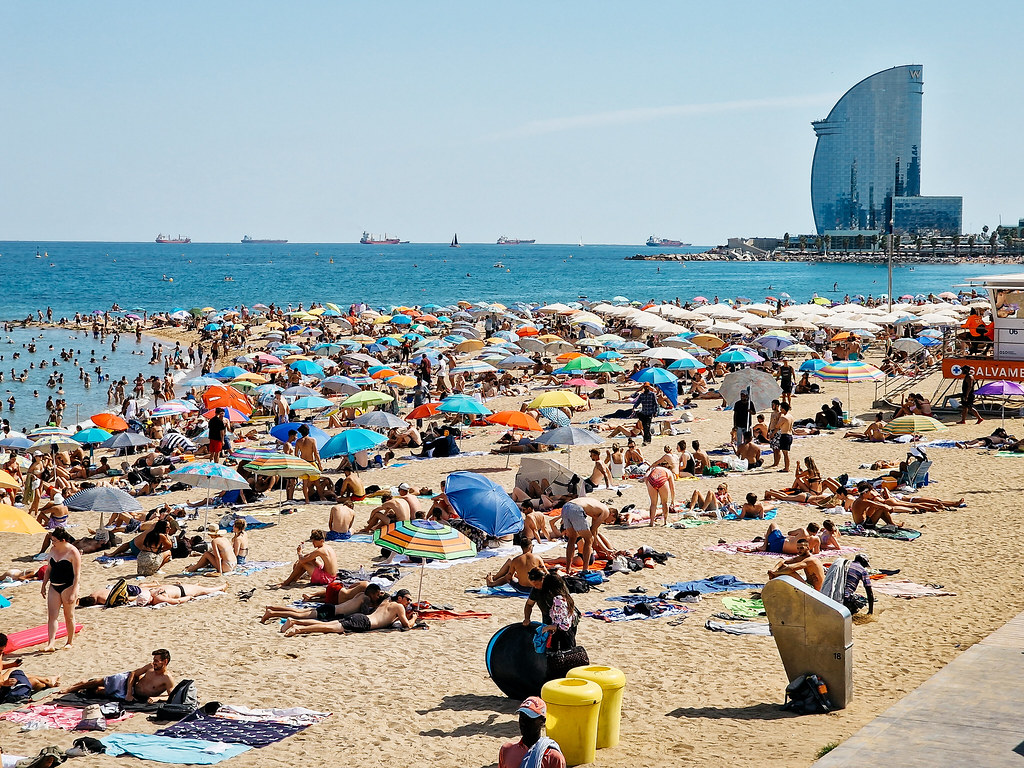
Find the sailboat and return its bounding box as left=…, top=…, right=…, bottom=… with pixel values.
left=578, top=236, right=584, bottom=247
left=450, top=233, right=460, bottom=248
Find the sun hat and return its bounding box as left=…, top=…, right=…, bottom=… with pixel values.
left=398, top=482, right=411, bottom=491
left=205, top=524, right=223, bottom=537
left=516, top=696, right=546, bottom=719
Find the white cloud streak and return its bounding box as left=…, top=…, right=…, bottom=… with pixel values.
left=489, top=92, right=836, bottom=141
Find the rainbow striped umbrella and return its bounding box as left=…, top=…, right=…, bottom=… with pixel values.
left=230, top=444, right=280, bottom=462
left=881, top=415, right=948, bottom=436
left=814, top=359, right=884, bottom=405
left=374, top=519, right=476, bottom=605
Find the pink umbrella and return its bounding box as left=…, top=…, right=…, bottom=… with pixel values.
left=564, top=378, right=597, bottom=388
left=693, top=296, right=709, bottom=304
left=256, top=353, right=283, bottom=364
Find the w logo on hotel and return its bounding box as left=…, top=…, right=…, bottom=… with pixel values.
left=909, top=69, right=922, bottom=79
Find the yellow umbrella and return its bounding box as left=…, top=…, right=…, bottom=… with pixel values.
left=386, top=375, right=418, bottom=388
left=0, top=470, right=21, bottom=490
left=456, top=339, right=485, bottom=353
left=325, top=303, right=341, bottom=312
left=528, top=390, right=586, bottom=409
left=0, top=503, right=45, bottom=534
left=351, top=335, right=375, bottom=343
left=538, top=334, right=564, bottom=342
left=307, top=307, right=326, bottom=316
left=231, top=373, right=269, bottom=384
left=265, top=321, right=283, bottom=329
left=691, top=334, right=726, bottom=350
left=373, top=315, right=393, bottom=325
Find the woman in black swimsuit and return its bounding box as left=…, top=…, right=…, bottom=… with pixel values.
left=41, top=527, right=81, bottom=652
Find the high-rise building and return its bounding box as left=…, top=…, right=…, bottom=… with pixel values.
left=810, top=65, right=961, bottom=236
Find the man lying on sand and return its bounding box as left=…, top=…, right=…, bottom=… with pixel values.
left=260, top=582, right=384, bottom=624
left=485, top=535, right=545, bottom=589
left=62, top=649, right=174, bottom=703
left=1, top=633, right=60, bottom=698
left=281, top=589, right=418, bottom=635
left=740, top=522, right=821, bottom=554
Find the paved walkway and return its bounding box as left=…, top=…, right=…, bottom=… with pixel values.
left=815, top=610, right=1024, bottom=767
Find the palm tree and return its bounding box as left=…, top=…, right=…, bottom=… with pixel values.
left=798, top=235, right=807, bottom=252
left=869, top=233, right=879, bottom=252
left=814, top=236, right=823, bottom=252
left=855, top=233, right=865, bottom=251
left=782, top=232, right=790, bottom=251
left=952, top=234, right=961, bottom=256
left=824, top=234, right=832, bottom=254
left=930, top=237, right=938, bottom=255
left=914, top=235, right=923, bottom=252
left=968, top=234, right=976, bottom=254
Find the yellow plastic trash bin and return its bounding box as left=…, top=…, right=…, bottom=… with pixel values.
left=541, top=677, right=603, bottom=766
left=568, top=665, right=626, bottom=749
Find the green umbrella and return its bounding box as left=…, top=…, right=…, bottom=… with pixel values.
left=340, top=390, right=395, bottom=409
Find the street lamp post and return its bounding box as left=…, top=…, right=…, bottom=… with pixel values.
left=887, top=218, right=895, bottom=314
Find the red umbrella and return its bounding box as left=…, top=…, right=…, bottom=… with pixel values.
left=91, top=413, right=128, bottom=431
left=408, top=402, right=442, bottom=420
left=486, top=410, right=543, bottom=431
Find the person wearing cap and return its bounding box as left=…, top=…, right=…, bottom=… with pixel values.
left=498, top=696, right=565, bottom=768
left=396, top=483, right=423, bottom=518
left=183, top=525, right=237, bottom=574
left=842, top=554, right=874, bottom=615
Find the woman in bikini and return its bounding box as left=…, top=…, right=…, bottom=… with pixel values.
left=793, top=457, right=824, bottom=495
left=683, top=482, right=734, bottom=517
left=645, top=465, right=675, bottom=527
left=41, top=528, right=81, bottom=652
left=819, top=519, right=842, bottom=550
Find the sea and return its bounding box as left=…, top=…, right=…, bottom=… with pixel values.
left=0, top=239, right=1012, bottom=430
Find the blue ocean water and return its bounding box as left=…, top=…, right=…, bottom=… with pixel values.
left=0, top=240, right=1009, bottom=318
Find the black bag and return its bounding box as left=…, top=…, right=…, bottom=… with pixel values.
left=781, top=673, right=832, bottom=715
left=562, top=575, right=591, bottom=594
left=104, top=578, right=131, bottom=608
left=547, top=645, right=590, bottom=679
left=155, top=679, right=199, bottom=721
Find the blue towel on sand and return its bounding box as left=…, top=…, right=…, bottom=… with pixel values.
left=586, top=601, right=688, bottom=622
left=662, top=575, right=765, bottom=594
left=0, top=594, right=10, bottom=608
left=102, top=734, right=251, bottom=764
left=218, top=515, right=274, bottom=531
left=157, top=711, right=306, bottom=748
left=465, top=583, right=531, bottom=598
left=722, top=509, right=776, bottom=521
left=325, top=532, right=372, bottom=543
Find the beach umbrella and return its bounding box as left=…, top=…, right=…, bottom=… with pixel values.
left=290, top=360, right=325, bottom=378
left=892, top=338, right=925, bottom=355
left=595, top=350, right=622, bottom=360
left=538, top=407, right=572, bottom=428
left=320, top=429, right=388, bottom=459
left=202, top=386, right=253, bottom=415
left=202, top=407, right=250, bottom=423
left=354, top=412, right=409, bottom=429
left=882, top=415, right=949, bottom=436
left=974, top=380, right=1024, bottom=426
left=374, top=519, right=476, bottom=606
left=282, top=386, right=320, bottom=397
left=690, top=334, right=726, bottom=350
left=65, top=486, right=143, bottom=527
left=0, top=470, right=21, bottom=490
left=451, top=360, right=498, bottom=375
left=719, top=369, right=782, bottom=412
left=592, top=361, right=625, bottom=373
left=73, top=427, right=113, bottom=445
left=799, top=358, right=828, bottom=372
left=559, top=355, right=601, bottom=372
left=270, top=422, right=331, bottom=449
left=100, top=432, right=152, bottom=450
left=715, top=349, right=763, bottom=364
left=169, top=460, right=251, bottom=525
left=230, top=444, right=280, bottom=462
left=385, top=375, right=418, bottom=388
left=407, top=402, right=442, bottom=420
left=755, top=335, right=794, bottom=353
left=631, top=367, right=677, bottom=384
left=534, top=425, right=603, bottom=467
left=528, top=390, right=586, bottom=409
left=667, top=356, right=707, bottom=371
left=0, top=503, right=45, bottom=535
left=781, top=344, right=815, bottom=356
left=216, top=366, right=248, bottom=379
left=0, top=435, right=34, bottom=450
left=444, top=471, right=524, bottom=538
left=814, top=360, right=885, bottom=405
left=183, top=376, right=223, bottom=388
left=290, top=395, right=336, bottom=411
left=244, top=453, right=321, bottom=507
left=437, top=395, right=492, bottom=417
left=340, top=390, right=394, bottom=410
left=487, top=410, right=543, bottom=432
left=91, top=413, right=129, bottom=432
left=30, top=435, right=83, bottom=452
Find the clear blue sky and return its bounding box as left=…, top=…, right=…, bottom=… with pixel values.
left=3, top=1, right=1022, bottom=244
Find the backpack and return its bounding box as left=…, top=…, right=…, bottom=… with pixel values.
left=104, top=578, right=131, bottom=608
left=562, top=575, right=591, bottom=594
left=155, top=679, right=199, bottom=721
left=781, top=673, right=832, bottom=715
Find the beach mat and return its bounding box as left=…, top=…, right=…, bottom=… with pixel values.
left=995, top=450, right=1024, bottom=457
left=586, top=602, right=689, bottom=622
left=872, top=580, right=956, bottom=598
left=662, top=575, right=764, bottom=594
left=722, top=509, right=777, bottom=521
left=156, top=710, right=306, bottom=748
left=101, top=733, right=251, bottom=765
left=720, top=596, right=765, bottom=618
left=4, top=622, right=82, bottom=651
left=705, top=619, right=772, bottom=636
left=465, top=584, right=532, bottom=598
left=0, top=702, right=133, bottom=730
left=840, top=524, right=922, bottom=541
left=416, top=607, right=493, bottom=621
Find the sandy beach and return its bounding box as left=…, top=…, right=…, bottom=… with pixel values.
left=1, top=340, right=1019, bottom=767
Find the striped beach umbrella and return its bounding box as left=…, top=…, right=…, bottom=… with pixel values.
left=230, top=444, right=280, bottom=462
left=814, top=360, right=885, bottom=405
left=28, top=426, right=72, bottom=439
left=882, top=416, right=948, bottom=436
left=374, top=519, right=477, bottom=606
left=170, top=460, right=250, bottom=523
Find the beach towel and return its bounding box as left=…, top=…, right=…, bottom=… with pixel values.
left=707, top=541, right=860, bottom=557
left=586, top=602, right=689, bottom=622
left=217, top=515, right=274, bottom=531
left=995, top=450, right=1024, bottom=458
left=0, top=594, right=9, bottom=608
left=839, top=524, right=922, bottom=542
left=670, top=518, right=716, bottom=529
left=157, top=711, right=306, bottom=748
left=871, top=580, right=956, bottom=598
left=213, top=705, right=330, bottom=726
left=0, top=703, right=132, bottom=730
left=722, top=509, right=777, bottom=521
left=661, top=575, right=764, bottom=594
left=4, top=622, right=82, bottom=652
left=416, top=607, right=493, bottom=621
left=720, top=597, right=765, bottom=618
left=325, top=532, right=373, bottom=543
left=97, top=554, right=137, bottom=563
left=465, top=584, right=532, bottom=598
left=101, top=734, right=251, bottom=764
left=705, top=619, right=772, bottom=636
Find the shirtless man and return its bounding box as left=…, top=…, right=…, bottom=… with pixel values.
left=559, top=496, right=615, bottom=575
left=773, top=402, right=794, bottom=472
left=282, top=590, right=419, bottom=635
left=739, top=493, right=766, bottom=519
left=184, top=527, right=237, bottom=574
left=741, top=522, right=821, bottom=554
left=690, top=440, right=710, bottom=474
left=336, top=468, right=366, bottom=502
left=840, top=484, right=904, bottom=527
left=768, top=539, right=825, bottom=591
left=77, top=581, right=227, bottom=608
left=735, top=434, right=763, bottom=468
left=583, top=449, right=612, bottom=492
left=843, top=413, right=886, bottom=441
left=485, top=534, right=545, bottom=589
left=650, top=445, right=680, bottom=476
left=327, top=504, right=356, bottom=539
left=359, top=494, right=410, bottom=533
left=294, top=425, right=323, bottom=503
left=62, top=649, right=175, bottom=703
left=277, top=529, right=338, bottom=587
left=261, top=583, right=385, bottom=624
left=396, top=483, right=422, bottom=517
left=521, top=501, right=557, bottom=543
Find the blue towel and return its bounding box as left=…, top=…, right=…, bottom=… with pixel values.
left=157, top=711, right=306, bottom=748
left=722, top=509, right=777, bottom=521
left=101, top=734, right=251, bottom=764
left=325, top=532, right=372, bottom=543
left=662, top=575, right=765, bottom=594
left=0, top=594, right=10, bottom=608
left=465, top=583, right=531, bottom=598
left=218, top=515, right=274, bottom=531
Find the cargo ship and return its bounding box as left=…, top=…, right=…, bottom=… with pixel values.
left=241, top=235, right=287, bottom=244
left=360, top=231, right=402, bottom=245
left=156, top=234, right=191, bottom=244
left=646, top=235, right=690, bottom=247
left=497, top=236, right=535, bottom=245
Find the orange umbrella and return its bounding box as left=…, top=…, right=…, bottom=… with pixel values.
left=386, top=375, right=418, bottom=388
left=202, top=386, right=253, bottom=415
left=486, top=410, right=543, bottom=431
left=556, top=352, right=584, bottom=362
left=831, top=332, right=853, bottom=341
left=516, top=327, right=539, bottom=337
left=418, top=315, right=439, bottom=324
left=408, top=402, right=441, bottom=420
left=371, top=368, right=399, bottom=380
left=91, top=413, right=128, bottom=431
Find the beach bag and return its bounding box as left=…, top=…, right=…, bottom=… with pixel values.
left=547, top=645, right=590, bottom=679
left=781, top=673, right=831, bottom=715
left=75, top=704, right=106, bottom=731
left=66, top=737, right=106, bottom=757
left=104, top=578, right=131, bottom=608
left=562, top=575, right=591, bottom=594
left=155, top=678, right=199, bottom=721
left=13, top=746, right=66, bottom=768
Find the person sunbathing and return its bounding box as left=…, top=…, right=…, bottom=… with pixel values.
left=740, top=522, right=821, bottom=554
left=838, top=484, right=904, bottom=527
left=183, top=527, right=237, bottom=574
left=792, top=458, right=824, bottom=494
left=606, top=420, right=642, bottom=438
left=682, top=483, right=733, bottom=516
left=276, top=529, right=338, bottom=587
left=957, top=428, right=1012, bottom=449
left=281, top=590, right=418, bottom=635
left=486, top=534, right=545, bottom=589
left=62, top=649, right=174, bottom=703
left=261, top=583, right=383, bottom=624
left=521, top=501, right=558, bottom=541
left=335, top=468, right=366, bottom=502
left=764, top=477, right=841, bottom=504
left=767, top=539, right=825, bottom=591
left=738, top=493, right=766, bottom=519
left=818, top=519, right=841, bottom=550
left=735, top=434, right=763, bottom=468
left=873, top=488, right=964, bottom=512
left=844, top=413, right=887, bottom=441
left=77, top=581, right=227, bottom=608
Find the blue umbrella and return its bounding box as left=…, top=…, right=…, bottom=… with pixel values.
left=74, top=427, right=113, bottom=445
left=204, top=323, right=221, bottom=331
left=321, top=428, right=388, bottom=459
left=391, top=314, right=413, bottom=325
left=799, top=358, right=829, bottom=372
left=290, top=360, right=325, bottom=377
left=715, top=349, right=763, bottom=364
left=444, top=471, right=524, bottom=537
left=915, top=336, right=941, bottom=347
left=437, top=395, right=492, bottom=416
left=270, top=422, right=331, bottom=449
left=0, top=435, right=34, bottom=450
left=216, top=365, right=249, bottom=379
left=630, top=367, right=677, bottom=384
left=668, top=357, right=707, bottom=371
left=290, top=395, right=335, bottom=410
left=538, top=407, right=572, bottom=427
left=275, top=344, right=303, bottom=353
left=282, top=385, right=319, bottom=397
left=755, top=336, right=794, bottom=353
left=595, top=350, right=622, bottom=360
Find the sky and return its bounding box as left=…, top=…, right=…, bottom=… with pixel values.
left=3, top=1, right=1023, bottom=244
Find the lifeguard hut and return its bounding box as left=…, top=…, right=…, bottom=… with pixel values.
left=930, top=273, right=1024, bottom=413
